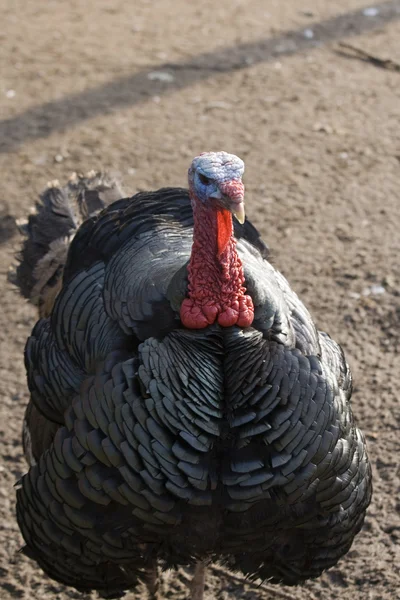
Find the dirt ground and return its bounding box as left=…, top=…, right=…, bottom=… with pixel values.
left=1, top=1, right=400, bottom=599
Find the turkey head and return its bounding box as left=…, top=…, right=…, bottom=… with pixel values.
left=181, top=151, right=254, bottom=329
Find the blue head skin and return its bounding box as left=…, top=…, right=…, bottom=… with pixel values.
left=188, top=152, right=246, bottom=223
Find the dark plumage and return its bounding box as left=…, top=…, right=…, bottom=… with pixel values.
left=14, top=171, right=123, bottom=317
left=15, top=153, right=371, bottom=599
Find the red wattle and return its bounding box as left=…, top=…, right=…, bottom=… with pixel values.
left=181, top=187, right=255, bottom=330
left=237, top=295, right=254, bottom=327
left=217, top=209, right=233, bottom=257
left=180, top=298, right=218, bottom=329
left=217, top=307, right=239, bottom=327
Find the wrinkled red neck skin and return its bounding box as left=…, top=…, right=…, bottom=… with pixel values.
left=180, top=191, right=254, bottom=329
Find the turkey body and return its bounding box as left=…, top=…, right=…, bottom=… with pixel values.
left=16, top=182, right=371, bottom=597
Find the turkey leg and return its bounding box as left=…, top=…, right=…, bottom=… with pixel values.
left=145, top=560, right=159, bottom=600
left=188, top=562, right=206, bottom=600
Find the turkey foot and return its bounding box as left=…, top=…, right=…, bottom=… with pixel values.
left=188, top=562, right=206, bottom=600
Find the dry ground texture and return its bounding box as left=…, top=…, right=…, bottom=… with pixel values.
left=1, top=1, right=400, bottom=599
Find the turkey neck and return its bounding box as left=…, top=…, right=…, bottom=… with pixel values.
left=179, top=193, right=254, bottom=329
left=189, top=198, right=239, bottom=285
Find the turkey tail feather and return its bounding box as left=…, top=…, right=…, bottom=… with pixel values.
left=10, top=172, right=124, bottom=317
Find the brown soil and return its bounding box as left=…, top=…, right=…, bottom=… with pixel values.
left=1, top=1, right=400, bottom=599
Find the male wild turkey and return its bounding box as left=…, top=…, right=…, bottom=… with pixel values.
left=14, top=152, right=372, bottom=599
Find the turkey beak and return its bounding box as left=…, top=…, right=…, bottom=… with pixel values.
left=230, top=200, right=245, bottom=225
left=211, top=179, right=246, bottom=224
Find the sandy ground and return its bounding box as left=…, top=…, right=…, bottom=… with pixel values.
left=1, top=1, right=400, bottom=599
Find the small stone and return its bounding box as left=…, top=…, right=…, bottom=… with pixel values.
left=362, top=285, right=386, bottom=296
left=313, top=122, right=333, bottom=134
left=6, top=89, right=16, bottom=98
left=362, top=7, right=379, bottom=17
left=147, top=71, right=175, bottom=83
left=127, top=168, right=136, bottom=175
left=15, top=216, right=28, bottom=229
left=47, top=179, right=60, bottom=188
left=382, top=275, right=395, bottom=288
left=54, top=154, right=64, bottom=163
left=303, top=29, right=314, bottom=39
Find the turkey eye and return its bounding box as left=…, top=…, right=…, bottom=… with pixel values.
left=198, top=173, right=211, bottom=185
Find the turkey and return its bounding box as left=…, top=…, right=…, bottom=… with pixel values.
left=14, top=152, right=372, bottom=600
